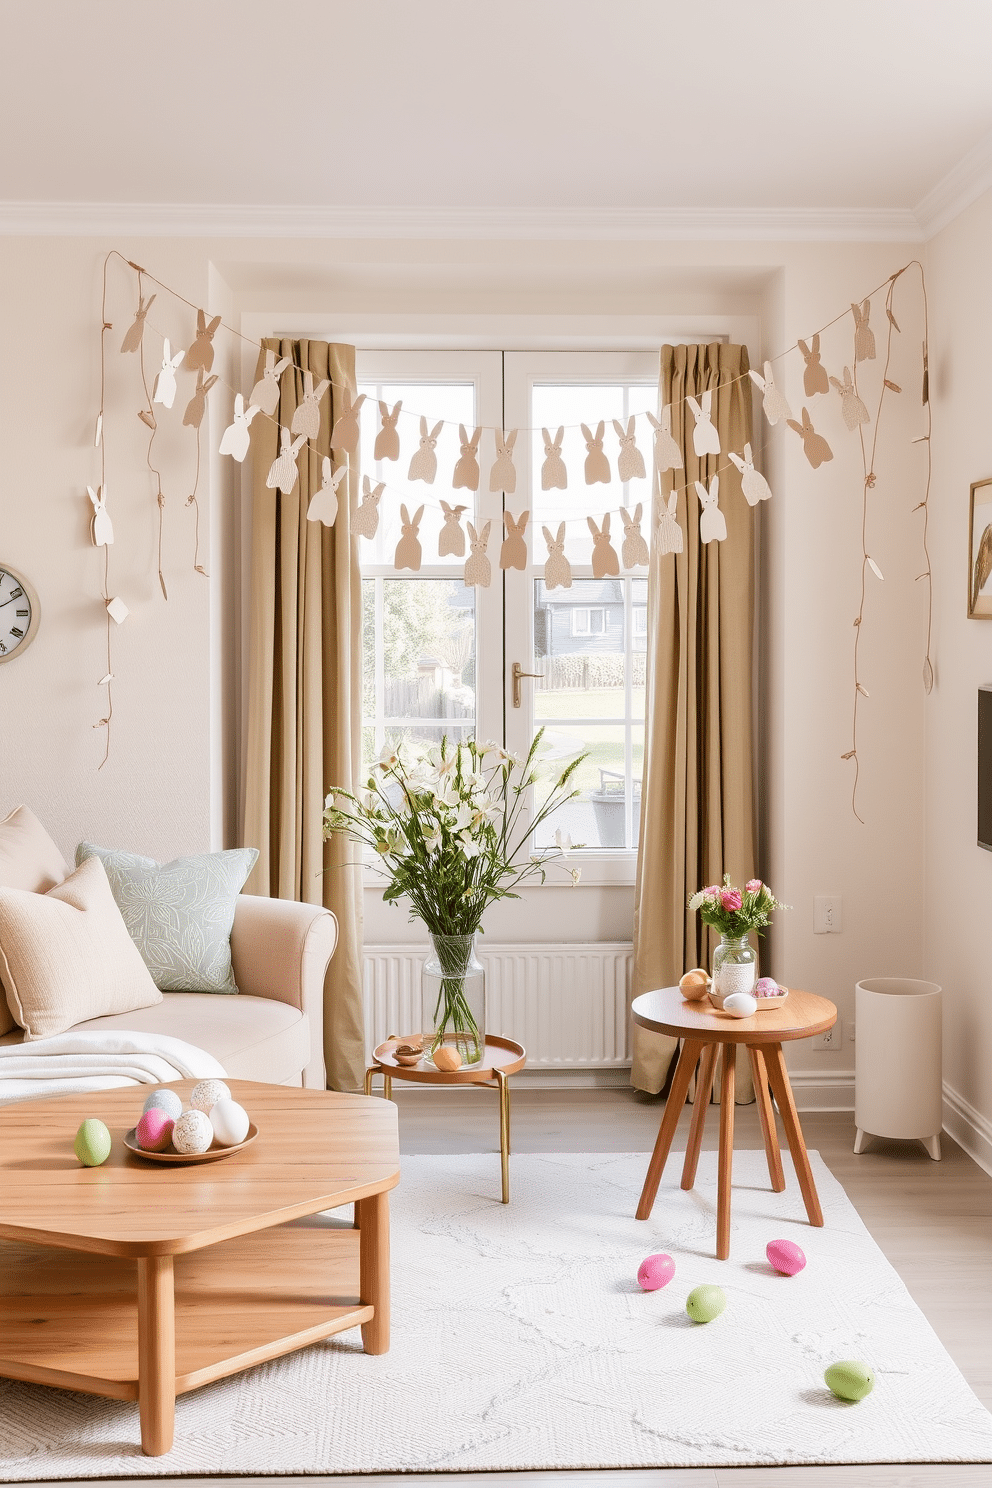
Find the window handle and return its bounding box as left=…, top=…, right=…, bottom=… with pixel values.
left=511, top=661, right=543, bottom=709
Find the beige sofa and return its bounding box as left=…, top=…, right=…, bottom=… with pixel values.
left=0, top=809, right=337, bottom=1089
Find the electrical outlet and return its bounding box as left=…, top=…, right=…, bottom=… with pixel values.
left=811, top=1018, right=842, bottom=1052
left=813, top=895, right=842, bottom=934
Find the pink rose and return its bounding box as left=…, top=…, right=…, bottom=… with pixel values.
left=704, top=885, right=721, bottom=898
left=721, top=888, right=742, bottom=912
left=745, top=879, right=763, bottom=893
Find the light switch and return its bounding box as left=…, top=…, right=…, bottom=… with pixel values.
left=813, top=896, right=842, bottom=934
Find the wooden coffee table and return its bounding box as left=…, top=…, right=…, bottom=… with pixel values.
left=632, top=986, right=837, bottom=1259
left=0, top=1080, right=399, bottom=1457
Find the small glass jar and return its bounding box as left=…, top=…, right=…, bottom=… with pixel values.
left=711, top=934, right=757, bottom=1006
left=422, top=932, right=485, bottom=1066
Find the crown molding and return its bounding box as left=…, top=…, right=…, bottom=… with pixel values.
left=915, top=129, right=992, bottom=239
left=0, top=200, right=925, bottom=243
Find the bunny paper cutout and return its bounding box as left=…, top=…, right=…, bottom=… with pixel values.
left=152, top=339, right=185, bottom=409
left=120, top=293, right=155, bottom=354
left=185, top=309, right=222, bottom=374
left=499, top=509, right=529, bottom=570
left=464, top=520, right=492, bottom=588
left=613, top=417, right=646, bottom=482
left=307, top=458, right=348, bottom=526
left=374, top=400, right=402, bottom=461
left=452, top=425, right=482, bottom=491
left=851, top=300, right=876, bottom=362
left=218, top=394, right=260, bottom=461
left=542, top=522, right=571, bottom=589
left=250, top=350, right=291, bottom=416
left=394, top=504, right=424, bottom=572
left=656, top=491, right=683, bottom=555
left=581, top=422, right=610, bottom=485
left=489, top=428, right=518, bottom=493
left=620, top=504, right=649, bottom=568
left=588, top=514, right=620, bottom=578
left=541, top=427, right=567, bottom=491
left=438, top=500, right=469, bottom=557
left=786, top=407, right=834, bottom=469
left=646, top=405, right=684, bottom=473
left=408, top=417, right=444, bottom=484
left=829, top=366, right=870, bottom=431
left=265, top=426, right=307, bottom=493
left=727, top=443, right=772, bottom=505
left=696, top=477, right=726, bottom=544
left=353, top=475, right=385, bottom=539
left=87, top=485, right=113, bottom=547
left=798, top=334, right=829, bottom=397
left=686, top=390, right=721, bottom=457
left=330, top=390, right=366, bottom=454
left=291, top=371, right=331, bottom=441
left=748, top=362, right=793, bottom=425
left=182, top=369, right=218, bottom=429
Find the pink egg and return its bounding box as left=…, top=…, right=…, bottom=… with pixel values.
left=766, top=1238, right=806, bottom=1275
left=637, top=1253, right=676, bottom=1291
left=136, top=1107, right=174, bottom=1152
left=754, top=977, right=780, bottom=998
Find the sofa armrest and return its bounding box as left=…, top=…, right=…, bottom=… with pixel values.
left=230, top=895, right=337, bottom=1090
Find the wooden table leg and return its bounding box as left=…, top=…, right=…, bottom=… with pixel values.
left=748, top=1045, right=785, bottom=1192
left=681, top=1043, right=718, bottom=1191
left=716, top=1043, right=736, bottom=1260
left=357, top=1191, right=390, bottom=1354
left=137, top=1254, right=175, bottom=1457
left=636, top=1038, right=705, bottom=1221
left=763, top=1042, right=824, bottom=1227
left=496, top=1068, right=510, bottom=1204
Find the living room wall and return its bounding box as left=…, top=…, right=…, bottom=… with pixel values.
left=0, top=230, right=928, bottom=1096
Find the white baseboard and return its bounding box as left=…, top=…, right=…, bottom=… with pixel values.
left=788, top=1069, right=855, bottom=1111
left=942, top=1079, right=992, bottom=1178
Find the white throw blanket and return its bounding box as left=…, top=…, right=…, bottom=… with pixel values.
left=0, top=1030, right=226, bottom=1104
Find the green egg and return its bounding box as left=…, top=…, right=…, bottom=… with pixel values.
left=824, top=1360, right=875, bottom=1402
left=74, top=1118, right=112, bottom=1167
left=686, top=1284, right=726, bottom=1323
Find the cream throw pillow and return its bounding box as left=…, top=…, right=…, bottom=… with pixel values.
left=0, top=805, right=72, bottom=1036
left=0, top=855, right=162, bottom=1041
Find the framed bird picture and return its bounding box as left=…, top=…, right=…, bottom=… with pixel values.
left=968, top=477, right=992, bottom=618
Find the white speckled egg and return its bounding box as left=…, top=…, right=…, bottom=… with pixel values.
left=190, top=1078, right=231, bottom=1113
left=172, top=1109, right=214, bottom=1154
left=723, top=991, right=758, bottom=1018
left=143, top=1088, right=183, bottom=1120
left=210, top=1098, right=250, bottom=1147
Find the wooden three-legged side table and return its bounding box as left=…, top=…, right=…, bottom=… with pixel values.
left=632, top=986, right=837, bottom=1259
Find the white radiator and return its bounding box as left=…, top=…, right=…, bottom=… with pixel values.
left=363, top=942, right=634, bottom=1069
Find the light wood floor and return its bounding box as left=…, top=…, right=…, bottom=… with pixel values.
left=47, top=1088, right=992, bottom=1488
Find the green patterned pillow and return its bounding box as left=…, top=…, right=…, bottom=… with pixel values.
left=75, top=842, right=259, bottom=994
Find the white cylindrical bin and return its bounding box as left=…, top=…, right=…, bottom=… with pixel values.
left=854, top=978, right=942, bottom=1160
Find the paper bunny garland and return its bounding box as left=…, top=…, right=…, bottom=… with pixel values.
left=266, top=426, right=307, bottom=493
left=748, top=362, right=793, bottom=425
left=541, top=428, right=567, bottom=491
left=307, top=458, right=347, bottom=526
left=374, top=400, right=402, bottom=461
left=542, top=523, right=571, bottom=589
left=787, top=407, right=834, bottom=469
left=490, top=429, right=518, bottom=493
left=87, top=485, right=113, bottom=547
left=152, top=339, right=184, bottom=408
left=500, top=510, right=529, bottom=570
left=291, top=371, right=330, bottom=441
left=438, top=500, right=468, bottom=557
left=582, top=422, right=610, bottom=485
left=647, top=405, right=684, bottom=473
left=464, top=521, right=492, bottom=588
left=353, top=475, right=385, bottom=539
left=613, top=417, right=646, bottom=481
left=686, top=391, right=721, bottom=457
left=452, top=425, right=482, bottom=491
left=394, top=504, right=424, bottom=571
left=620, top=505, right=649, bottom=567
left=696, top=477, right=726, bottom=543
left=120, top=294, right=155, bottom=354
left=727, top=443, right=772, bottom=505
left=185, top=309, right=222, bottom=374
left=588, top=514, right=620, bottom=578
left=656, top=491, right=683, bottom=555
left=829, top=367, right=870, bottom=431
left=408, top=418, right=443, bottom=484
left=851, top=300, right=876, bottom=362
left=798, top=335, right=829, bottom=397
left=250, top=350, right=291, bottom=416
left=330, top=390, right=366, bottom=454
left=218, top=394, right=259, bottom=461
left=182, top=370, right=218, bottom=429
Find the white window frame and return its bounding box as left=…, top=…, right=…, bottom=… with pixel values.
left=571, top=606, right=607, bottom=638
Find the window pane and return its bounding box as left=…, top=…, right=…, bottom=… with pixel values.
left=534, top=578, right=627, bottom=720
left=534, top=723, right=642, bottom=850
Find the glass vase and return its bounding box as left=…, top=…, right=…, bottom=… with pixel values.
left=422, top=932, right=485, bottom=1067
left=711, top=933, right=757, bottom=1007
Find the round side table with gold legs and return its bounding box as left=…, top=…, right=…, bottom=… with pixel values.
left=632, top=987, right=837, bottom=1260
left=365, top=1035, right=526, bottom=1204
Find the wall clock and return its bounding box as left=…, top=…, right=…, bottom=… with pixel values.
left=0, top=565, right=40, bottom=663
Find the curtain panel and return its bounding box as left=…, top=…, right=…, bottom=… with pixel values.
left=243, top=339, right=365, bottom=1092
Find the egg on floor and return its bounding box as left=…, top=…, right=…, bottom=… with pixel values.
left=209, top=1098, right=250, bottom=1147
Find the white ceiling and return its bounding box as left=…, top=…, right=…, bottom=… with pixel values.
left=2, top=0, right=991, bottom=234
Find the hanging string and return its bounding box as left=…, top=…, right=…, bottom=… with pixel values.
left=93, top=254, right=114, bottom=768
left=131, top=265, right=170, bottom=600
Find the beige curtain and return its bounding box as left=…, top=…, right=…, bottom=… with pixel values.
left=631, top=343, right=757, bottom=1101
left=243, top=339, right=365, bottom=1092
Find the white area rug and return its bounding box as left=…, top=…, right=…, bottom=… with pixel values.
left=2, top=1150, right=991, bottom=1475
